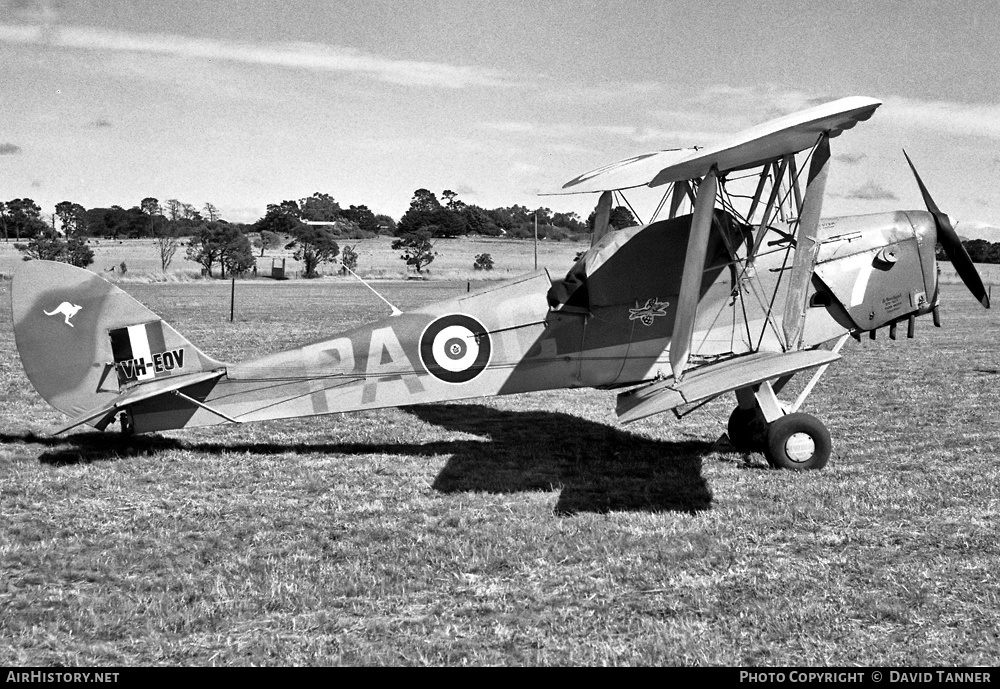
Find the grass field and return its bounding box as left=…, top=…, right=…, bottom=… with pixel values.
left=0, top=235, right=586, bottom=282
left=1, top=275, right=998, bottom=666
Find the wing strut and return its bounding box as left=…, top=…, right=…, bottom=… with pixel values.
left=668, top=180, right=693, bottom=218
left=750, top=157, right=789, bottom=258
left=591, top=190, right=613, bottom=247
left=782, top=133, right=831, bottom=350
left=670, top=166, right=718, bottom=383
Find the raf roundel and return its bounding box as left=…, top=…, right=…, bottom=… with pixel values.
left=420, top=314, right=492, bottom=383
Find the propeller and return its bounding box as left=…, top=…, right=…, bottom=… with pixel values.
left=903, top=150, right=990, bottom=309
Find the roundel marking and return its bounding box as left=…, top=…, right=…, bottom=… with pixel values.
left=420, top=314, right=491, bottom=383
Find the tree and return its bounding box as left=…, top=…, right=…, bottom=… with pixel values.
left=16, top=230, right=93, bottom=268
left=410, top=189, right=442, bottom=213
left=203, top=202, right=221, bottom=222
left=186, top=226, right=222, bottom=276
left=220, top=232, right=255, bottom=277
left=287, top=225, right=340, bottom=278
left=140, top=197, right=161, bottom=216
left=154, top=224, right=182, bottom=271
left=164, top=199, right=183, bottom=222
left=3, top=198, right=48, bottom=240
left=552, top=210, right=586, bottom=235
left=16, top=232, right=65, bottom=261
left=181, top=203, right=202, bottom=222
left=442, top=189, right=465, bottom=210
left=186, top=223, right=248, bottom=277
left=299, top=192, right=341, bottom=222
left=254, top=230, right=282, bottom=257
left=54, top=201, right=87, bottom=236
left=255, top=200, right=303, bottom=236
left=374, top=214, right=397, bottom=235
left=462, top=205, right=491, bottom=236
left=340, top=244, right=359, bottom=274
left=391, top=229, right=436, bottom=273
left=139, top=197, right=163, bottom=239
left=588, top=205, right=638, bottom=232
left=341, top=204, right=377, bottom=235
left=397, top=188, right=468, bottom=238
left=86, top=206, right=133, bottom=239
left=609, top=206, right=638, bottom=230
left=65, top=235, right=95, bottom=268
left=125, top=205, right=156, bottom=238
left=473, top=253, right=494, bottom=271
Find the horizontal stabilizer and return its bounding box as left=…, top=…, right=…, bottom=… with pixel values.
left=616, top=349, right=841, bottom=424
left=50, top=369, right=226, bottom=435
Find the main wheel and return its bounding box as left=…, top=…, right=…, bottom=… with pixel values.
left=727, top=406, right=768, bottom=451
left=764, top=412, right=831, bottom=470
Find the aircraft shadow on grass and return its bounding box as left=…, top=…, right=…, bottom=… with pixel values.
left=5, top=404, right=719, bottom=515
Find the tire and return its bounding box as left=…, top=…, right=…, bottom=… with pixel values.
left=727, top=406, right=768, bottom=451
left=764, top=412, right=831, bottom=470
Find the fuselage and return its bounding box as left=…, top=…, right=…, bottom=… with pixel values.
left=123, top=208, right=941, bottom=433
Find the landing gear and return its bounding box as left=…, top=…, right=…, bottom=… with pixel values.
left=727, top=405, right=832, bottom=470
left=764, top=412, right=831, bottom=470
left=723, top=339, right=848, bottom=470
left=118, top=410, right=135, bottom=437
left=727, top=406, right=767, bottom=451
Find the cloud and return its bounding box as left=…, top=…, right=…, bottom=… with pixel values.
left=477, top=120, right=717, bottom=146
left=835, top=152, right=866, bottom=165
left=845, top=181, right=898, bottom=201
left=885, top=96, right=1000, bottom=140
left=960, top=223, right=1000, bottom=242
left=90, top=119, right=112, bottom=128
left=0, top=23, right=508, bottom=89
left=0, top=142, right=22, bottom=155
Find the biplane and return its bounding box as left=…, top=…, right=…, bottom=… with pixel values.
left=10, top=96, right=991, bottom=470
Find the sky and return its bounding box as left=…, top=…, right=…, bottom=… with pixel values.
left=2, top=0, right=1000, bottom=238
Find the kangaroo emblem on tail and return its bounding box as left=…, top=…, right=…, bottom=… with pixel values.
left=44, top=302, right=83, bottom=327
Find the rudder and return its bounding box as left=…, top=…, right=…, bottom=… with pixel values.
left=11, top=260, right=224, bottom=426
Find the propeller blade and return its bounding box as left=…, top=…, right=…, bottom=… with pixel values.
left=902, top=150, right=940, bottom=214
left=903, top=150, right=990, bottom=309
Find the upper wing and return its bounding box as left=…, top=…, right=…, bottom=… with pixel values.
left=549, top=96, right=881, bottom=195
left=556, top=148, right=698, bottom=195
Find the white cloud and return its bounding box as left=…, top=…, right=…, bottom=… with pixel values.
left=477, top=120, right=719, bottom=146
left=884, top=96, right=1000, bottom=140
left=845, top=180, right=898, bottom=201
left=835, top=152, right=867, bottom=165
left=0, top=23, right=509, bottom=89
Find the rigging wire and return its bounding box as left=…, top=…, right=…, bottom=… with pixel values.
left=614, top=189, right=644, bottom=226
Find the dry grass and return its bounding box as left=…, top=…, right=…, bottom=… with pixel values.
left=1, top=277, right=998, bottom=666
left=0, top=236, right=585, bottom=283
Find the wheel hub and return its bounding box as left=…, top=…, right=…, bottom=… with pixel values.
left=784, top=432, right=815, bottom=463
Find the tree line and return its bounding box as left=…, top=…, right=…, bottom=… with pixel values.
left=0, top=189, right=634, bottom=278
left=41, top=191, right=1000, bottom=277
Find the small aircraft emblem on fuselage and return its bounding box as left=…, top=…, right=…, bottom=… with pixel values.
left=44, top=301, right=83, bottom=327
left=628, top=298, right=669, bottom=326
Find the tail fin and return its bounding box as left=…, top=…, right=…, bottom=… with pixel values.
left=11, top=260, right=225, bottom=428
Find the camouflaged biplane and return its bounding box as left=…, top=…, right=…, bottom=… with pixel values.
left=11, top=97, right=990, bottom=470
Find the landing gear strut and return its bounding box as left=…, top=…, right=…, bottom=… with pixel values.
left=727, top=406, right=768, bottom=452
